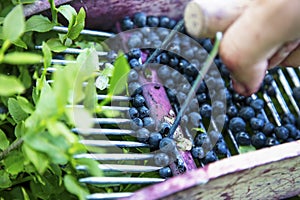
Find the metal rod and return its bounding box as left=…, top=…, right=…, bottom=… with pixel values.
left=73, top=128, right=135, bottom=136
left=86, top=193, right=133, bottom=200
left=76, top=164, right=160, bottom=173
left=80, top=140, right=149, bottom=148
left=74, top=153, right=153, bottom=160
left=52, top=26, right=115, bottom=38
left=79, top=177, right=164, bottom=184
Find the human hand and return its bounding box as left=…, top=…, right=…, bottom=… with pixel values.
left=184, top=0, right=300, bottom=96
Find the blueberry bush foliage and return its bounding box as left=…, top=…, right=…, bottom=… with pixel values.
left=0, top=1, right=105, bottom=199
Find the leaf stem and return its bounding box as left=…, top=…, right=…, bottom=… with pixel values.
left=0, top=40, right=11, bottom=63
left=0, top=138, right=23, bottom=161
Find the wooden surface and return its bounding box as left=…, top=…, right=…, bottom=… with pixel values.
left=123, top=140, right=300, bottom=199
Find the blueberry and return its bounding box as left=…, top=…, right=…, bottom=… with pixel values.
left=282, top=113, right=296, bottom=125
left=130, top=118, right=143, bottom=130
left=164, top=79, right=175, bottom=89
left=159, top=137, right=176, bottom=153
left=212, top=100, right=225, bottom=115
left=136, top=128, right=150, bottom=143
left=191, top=146, right=205, bottom=159
left=178, top=83, right=191, bottom=94
left=235, top=131, right=251, bottom=145
left=263, top=74, right=274, bottom=85
left=129, top=58, right=142, bottom=70
left=219, top=64, right=230, bottom=78
left=138, top=106, right=150, bottom=118
left=200, top=104, right=212, bottom=118
left=250, top=98, right=264, bottom=111
left=188, top=112, right=202, bottom=127
left=292, top=86, right=300, bottom=101
left=154, top=153, right=170, bottom=167
left=128, top=48, right=141, bottom=59
left=256, top=113, right=266, bottom=122
left=251, top=132, right=267, bottom=149
left=229, top=117, right=246, bottom=133
left=265, top=137, right=280, bottom=147
left=189, top=98, right=199, bottom=112
left=128, top=107, right=139, bottom=119
left=215, top=141, right=228, bottom=155
left=284, top=124, right=297, bottom=138
left=132, top=94, right=145, bottom=107
left=184, top=65, right=198, bottom=78
left=149, top=132, right=162, bottom=149
left=169, top=56, right=179, bottom=67
left=197, top=81, right=207, bottom=94
left=128, top=82, right=142, bottom=96
left=128, top=36, right=142, bottom=48
left=159, top=16, right=170, bottom=28
left=266, top=86, right=276, bottom=96
left=166, top=88, right=177, bottom=103
left=209, top=130, right=223, bottom=144
left=250, top=117, right=265, bottom=130
left=197, top=93, right=207, bottom=104
left=177, top=92, right=187, bottom=105
left=194, top=134, right=212, bottom=151
left=227, top=104, right=238, bottom=118
left=133, top=12, right=147, bottom=27
left=121, top=16, right=134, bottom=30
left=201, top=151, right=217, bottom=165
left=157, top=65, right=171, bottom=80
left=232, top=93, right=246, bottom=103
left=238, top=106, right=255, bottom=121
left=127, top=69, right=139, bottom=82
left=170, top=70, right=181, bottom=83
left=215, top=114, right=229, bottom=128
left=293, top=130, right=300, bottom=140
left=159, top=167, right=172, bottom=178
left=274, top=126, right=289, bottom=140
left=158, top=53, right=169, bottom=64
left=168, top=19, right=177, bottom=29
left=201, top=39, right=213, bottom=52
left=178, top=59, right=189, bottom=71
left=262, top=122, right=275, bottom=136
left=182, top=48, right=194, bottom=60
left=143, top=117, right=155, bottom=130
left=159, top=122, right=171, bottom=135
left=147, top=16, right=159, bottom=27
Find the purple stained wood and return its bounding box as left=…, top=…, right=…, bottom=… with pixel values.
left=121, top=140, right=300, bottom=200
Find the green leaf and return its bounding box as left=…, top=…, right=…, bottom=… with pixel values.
left=8, top=98, right=28, bottom=123
left=0, top=75, right=25, bottom=96
left=108, top=53, right=130, bottom=95
left=57, top=5, right=77, bottom=28
left=46, top=38, right=67, bottom=52
left=3, top=150, right=24, bottom=175
left=15, top=121, right=25, bottom=138
left=25, top=15, right=54, bottom=32
left=12, top=38, right=27, bottom=49
left=0, top=129, right=9, bottom=150
left=19, top=67, right=32, bottom=89
left=3, top=52, right=42, bottom=65
left=75, top=158, right=103, bottom=177
left=0, top=170, right=12, bottom=188
left=67, top=8, right=86, bottom=40
left=21, top=187, right=30, bottom=200
left=42, top=42, right=52, bottom=69
left=35, top=81, right=57, bottom=118
left=23, top=143, right=49, bottom=174
left=84, top=77, right=97, bottom=112
left=46, top=121, right=77, bottom=143
left=3, top=5, right=25, bottom=42
left=238, top=145, right=256, bottom=154
left=16, top=96, right=34, bottom=114
left=191, top=127, right=206, bottom=132
left=64, top=175, right=89, bottom=200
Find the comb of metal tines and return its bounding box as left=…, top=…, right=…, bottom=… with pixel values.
left=38, top=22, right=300, bottom=200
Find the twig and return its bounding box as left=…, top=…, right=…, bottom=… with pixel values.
left=23, top=0, right=73, bottom=17
left=0, top=139, right=24, bottom=161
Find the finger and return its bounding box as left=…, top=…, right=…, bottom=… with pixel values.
left=220, top=0, right=300, bottom=96
left=280, top=45, right=300, bottom=67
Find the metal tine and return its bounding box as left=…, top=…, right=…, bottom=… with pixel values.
left=286, top=67, right=300, bottom=87
left=97, top=95, right=131, bottom=101
left=76, top=164, right=161, bottom=173
left=74, top=153, right=153, bottom=160
left=227, top=129, right=240, bottom=154
left=51, top=59, right=76, bottom=65
left=79, top=177, right=164, bottom=184
left=251, top=94, right=269, bottom=123
left=93, top=118, right=131, bottom=124
left=270, top=78, right=290, bottom=115
left=80, top=140, right=149, bottom=148
left=277, top=69, right=300, bottom=116
left=52, top=25, right=115, bottom=38
left=86, top=193, right=133, bottom=200
left=35, top=45, right=108, bottom=56
left=263, top=92, right=282, bottom=126
left=73, top=128, right=135, bottom=136
left=66, top=105, right=129, bottom=112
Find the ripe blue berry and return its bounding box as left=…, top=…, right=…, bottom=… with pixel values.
left=138, top=106, right=150, bottom=118
left=250, top=117, right=265, bottom=130
left=235, top=131, right=251, bottom=145
left=157, top=65, right=171, bottom=80
left=250, top=98, right=264, bottom=112
left=215, top=141, right=228, bottom=155
left=197, top=93, right=207, bottom=104
left=263, top=74, right=274, bottom=85
left=293, top=87, right=300, bottom=102
left=212, top=100, right=225, bottom=115
left=149, top=132, right=162, bottom=149
left=159, top=122, right=171, bottom=135
left=229, top=117, right=246, bottom=133
left=136, top=128, right=150, bottom=143
left=127, top=69, right=139, bottom=82
left=282, top=113, right=296, bottom=125
left=133, top=12, right=147, bottom=27
left=200, top=104, right=212, bottom=118
left=159, top=167, right=172, bottom=178
left=265, top=137, right=280, bottom=147
left=159, top=16, right=170, bottom=28
left=147, top=16, right=159, bottom=27
left=188, top=112, right=202, bottom=127
left=227, top=104, right=238, bottom=118
left=128, top=48, right=142, bottom=59
left=121, top=16, right=134, bottom=30
left=201, top=151, right=217, bottom=164
left=284, top=124, right=297, bottom=138
left=251, top=132, right=267, bottom=149
left=143, top=117, right=155, bottom=130
left=128, top=107, right=139, bottom=119
left=274, top=126, right=289, bottom=140
left=132, top=94, right=145, bottom=107
left=191, top=146, right=205, bottom=159
left=238, top=106, right=255, bottom=121
left=131, top=118, right=143, bottom=130
left=159, top=138, right=176, bottom=154
left=154, top=153, right=170, bottom=167
left=129, top=58, right=142, bottom=70
left=262, top=122, right=275, bottom=136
